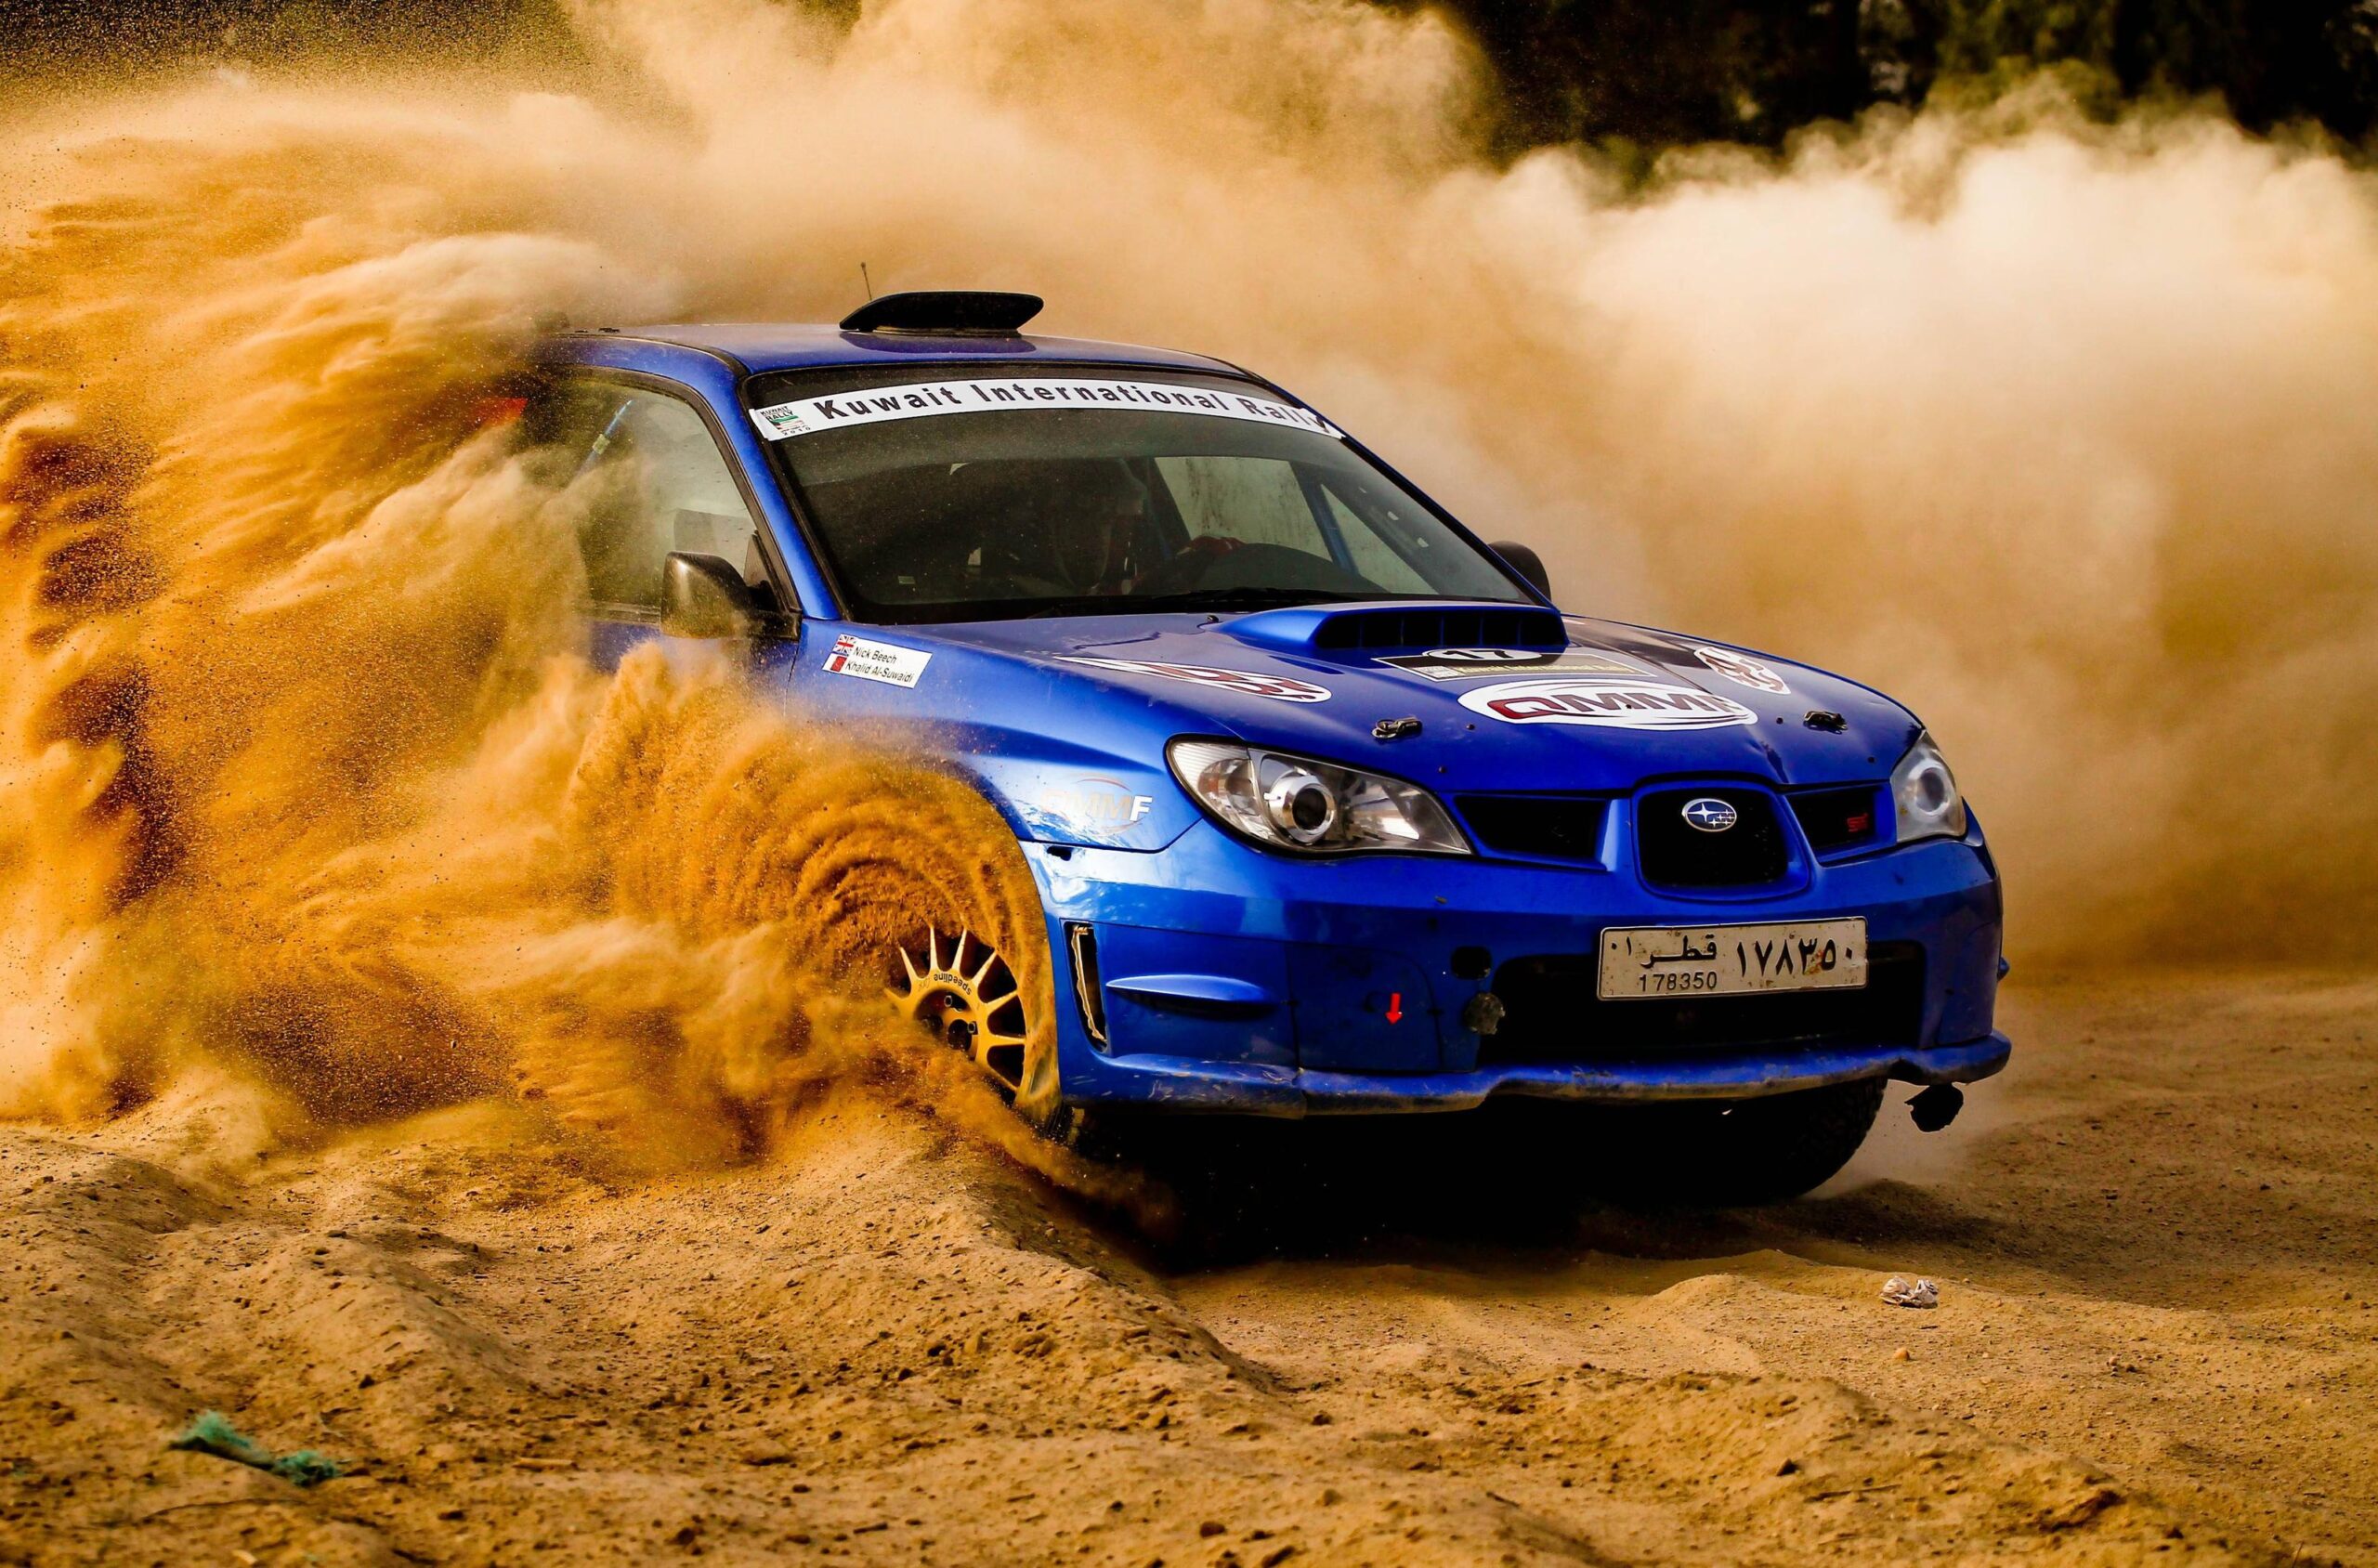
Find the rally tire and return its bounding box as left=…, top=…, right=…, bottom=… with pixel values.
left=886, top=922, right=1065, bottom=1130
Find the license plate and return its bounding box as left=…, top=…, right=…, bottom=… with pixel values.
left=1597, top=918, right=1868, bottom=1000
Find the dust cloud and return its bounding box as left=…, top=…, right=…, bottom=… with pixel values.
left=592, top=0, right=2378, bottom=961
left=0, top=61, right=1088, bottom=1185
left=0, top=0, right=2371, bottom=1161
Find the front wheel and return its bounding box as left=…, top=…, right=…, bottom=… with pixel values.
left=885, top=921, right=1070, bottom=1133
left=1590, top=1078, right=1886, bottom=1207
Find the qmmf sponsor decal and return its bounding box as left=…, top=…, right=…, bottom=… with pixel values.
left=1055, top=656, right=1331, bottom=703
left=1377, top=647, right=1641, bottom=682
left=1459, top=676, right=1757, bottom=730
left=1039, top=777, right=1156, bottom=830
left=823, top=634, right=932, bottom=689
left=751, top=378, right=1341, bottom=442
left=1692, top=646, right=1791, bottom=695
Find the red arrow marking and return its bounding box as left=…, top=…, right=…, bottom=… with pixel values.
left=1385, top=991, right=1404, bottom=1024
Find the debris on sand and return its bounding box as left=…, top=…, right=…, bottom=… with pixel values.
left=1882, top=1275, right=1940, bottom=1308
left=168, top=1412, right=343, bottom=1486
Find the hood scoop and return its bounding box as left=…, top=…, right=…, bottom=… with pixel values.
left=1222, top=602, right=1565, bottom=656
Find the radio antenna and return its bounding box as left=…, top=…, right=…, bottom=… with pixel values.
left=859, top=261, right=875, bottom=301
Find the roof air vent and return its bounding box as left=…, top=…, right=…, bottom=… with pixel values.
left=839, top=291, right=1044, bottom=337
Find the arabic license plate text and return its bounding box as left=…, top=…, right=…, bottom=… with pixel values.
left=1598, top=919, right=1869, bottom=1000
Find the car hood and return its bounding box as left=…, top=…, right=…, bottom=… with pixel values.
left=895, top=601, right=1921, bottom=797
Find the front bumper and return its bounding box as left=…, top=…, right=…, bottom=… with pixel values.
left=1065, top=1032, right=2009, bottom=1116
left=1032, top=816, right=2007, bottom=1117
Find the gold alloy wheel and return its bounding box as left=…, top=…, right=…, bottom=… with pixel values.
left=887, top=925, right=1031, bottom=1094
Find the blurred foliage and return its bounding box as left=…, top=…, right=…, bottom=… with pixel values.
left=1432, top=0, right=2378, bottom=150
left=4, top=0, right=2371, bottom=152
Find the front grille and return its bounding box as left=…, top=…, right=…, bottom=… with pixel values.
left=1310, top=607, right=1565, bottom=653
left=1479, top=941, right=1927, bottom=1065
left=1790, top=785, right=1885, bottom=855
left=1456, top=795, right=1608, bottom=864
left=1637, top=787, right=1788, bottom=888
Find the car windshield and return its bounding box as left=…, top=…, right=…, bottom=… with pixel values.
left=745, top=365, right=1532, bottom=623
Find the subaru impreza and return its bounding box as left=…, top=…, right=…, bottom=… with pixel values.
left=526, top=291, right=2006, bottom=1202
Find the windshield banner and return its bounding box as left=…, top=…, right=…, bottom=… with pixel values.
left=749, top=378, right=1343, bottom=442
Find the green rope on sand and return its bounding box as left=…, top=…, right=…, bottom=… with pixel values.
left=169, top=1411, right=345, bottom=1487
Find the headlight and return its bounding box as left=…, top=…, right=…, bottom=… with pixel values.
left=1166, top=739, right=1470, bottom=856
left=1891, top=732, right=1968, bottom=843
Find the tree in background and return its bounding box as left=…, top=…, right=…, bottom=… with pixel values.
left=1436, top=0, right=2378, bottom=150
left=6, top=0, right=2374, bottom=151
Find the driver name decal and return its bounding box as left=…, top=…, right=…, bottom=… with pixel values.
left=1460, top=676, right=1757, bottom=730
left=751, top=378, right=1342, bottom=441
left=1055, top=657, right=1332, bottom=703
left=823, top=634, right=932, bottom=688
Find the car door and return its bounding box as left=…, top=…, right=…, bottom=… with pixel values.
left=536, top=374, right=795, bottom=668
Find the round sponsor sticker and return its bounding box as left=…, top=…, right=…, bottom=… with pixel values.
left=1055, top=656, right=1332, bottom=703
left=1692, top=646, right=1791, bottom=695
left=1458, top=676, right=1758, bottom=730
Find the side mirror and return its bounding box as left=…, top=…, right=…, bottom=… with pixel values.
left=1490, top=541, right=1551, bottom=601
left=660, top=551, right=771, bottom=639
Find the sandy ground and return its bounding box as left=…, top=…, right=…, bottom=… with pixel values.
left=1, top=969, right=2371, bottom=1566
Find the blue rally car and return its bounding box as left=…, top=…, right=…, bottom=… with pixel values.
left=529, top=291, right=2006, bottom=1203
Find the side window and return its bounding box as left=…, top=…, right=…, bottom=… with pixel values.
left=1154, top=455, right=1329, bottom=557
left=545, top=384, right=764, bottom=618
left=1320, top=485, right=1432, bottom=593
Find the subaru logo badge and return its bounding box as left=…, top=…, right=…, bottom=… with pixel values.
left=1682, top=797, right=1738, bottom=833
